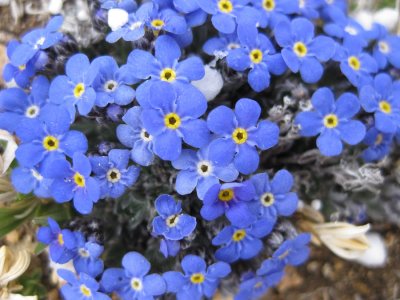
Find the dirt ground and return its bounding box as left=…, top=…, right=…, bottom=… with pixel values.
left=1, top=3, right=400, bottom=300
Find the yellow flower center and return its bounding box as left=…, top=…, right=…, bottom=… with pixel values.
left=131, top=278, right=143, bottom=291
left=164, top=113, right=181, bottom=129
left=218, top=188, right=234, bottom=202
left=250, top=49, right=263, bottom=64
left=379, top=100, right=392, bottom=114
left=218, top=0, right=233, bottom=13
left=106, top=168, right=121, bottom=183
left=260, top=192, right=275, bottom=207
left=160, top=68, right=176, bottom=82
left=293, top=42, right=308, bottom=57
left=378, top=41, right=390, bottom=53
left=80, top=284, right=92, bottom=297
left=348, top=56, right=361, bottom=70
left=190, top=273, right=205, bottom=284
left=323, top=114, right=339, bottom=128
left=73, top=83, right=85, bottom=98
left=263, top=0, right=275, bottom=11
left=151, top=19, right=165, bottom=29
left=73, top=172, right=86, bottom=187
left=57, top=233, right=64, bottom=245
left=18, top=64, right=26, bottom=71
left=232, top=128, right=248, bottom=144
left=375, top=133, right=383, bottom=145
left=232, top=229, right=246, bottom=242
left=43, top=135, right=59, bottom=151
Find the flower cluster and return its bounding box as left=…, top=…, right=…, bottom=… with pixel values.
left=4, top=0, right=400, bottom=298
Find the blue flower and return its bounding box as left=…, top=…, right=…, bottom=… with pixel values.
left=49, top=53, right=98, bottom=117
left=43, top=153, right=100, bottom=214
left=294, top=0, right=322, bottom=19
left=275, top=17, right=335, bottom=83
left=100, top=0, right=137, bottom=11
left=0, top=75, right=49, bottom=133
left=235, top=259, right=284, bottom=300
left=152, top=194, right=196, bottom=240
left=127, top=35, right=204, bottom=106
left=163, top=255, right=231, bottom=300
left=141, top=82, right=209, bottom=161
left=272, top=233, right=311, bottom=266
left=323, top=9, right=366, bottom=43
left=361, top=127, right=393, bottom=162
left=73, top=232, right=104, bottom=278
left=105, top=3, right=150, bottom=43
left=372, top=24, right=400, bottom=69
left=145, top=3, right=188, bottom=35
left=174, top=0, right=207, bottom=27
left=295, top=87, right=366, bottom=156
left=91, top=56, right=138, bottom=107
left=11, top=165, right=52, bottom=198
left=248, top=170, right=298, bottom=224
left=200, top=181, right=256, bottom=227
left=15, top=105, right=88, bottom=168
left=37, top=218, right=77, bottom=264
left=319, top=0, right=347, bottom=19
left=2, top=40, right=38, bottom=88
left=212, top=221, right=273, bottom=263
left=172, top=146, right=239, bottom=199
left=58, top=269, right=110, bottom=300
left=226, top=24, right=286, bottom=91
left=159, top=238, right=180, bottom=258
left=359, top=73, right=400, bottom=134
left=117, top=106, right=155, bottom=166
left=195, top=0, right=259, bottom=34
left=10, top=16, right=63, bottom=66
left=207, top=98, right=279, bottom=174
left=90, top=149, right=140, bottom=199
left=203, top=32, right=240, bottom=56
left=333, top=38, right=378, bottom=88
left=250, top=0, right=298, bottom=28
left=101, top=252, right=166, bottom=300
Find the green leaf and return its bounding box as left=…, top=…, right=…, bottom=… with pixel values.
left=34, top=243, right=47, bottom=256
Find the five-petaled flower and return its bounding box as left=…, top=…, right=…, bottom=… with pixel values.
left=272, top=233, right=311, bottom=266
left=295, top=87, right=366, bottom=156
left=73, top=232, right=105, bottom=278
left=361, top=127, right=393, bottom=162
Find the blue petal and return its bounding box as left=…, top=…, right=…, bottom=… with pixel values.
left=274, top=20, right=292, bottom=47
left=240, top=238, right=263, bottom=259
left=122, top=252, right=150, bottom=277
left=143, top=274, right=167, bottom=296
left=212, top=226, right=234, bottom=246
left=335, top=93, right=360, bottom=119
left=127, top=50, right=158, bottom=79
left=299, top=57, right=323, bottom=83
left=153, top=130, right=182, bottom=161
left=207, top=106, right=236, bottom=135
left=176, top=57, right=205, bottom=81
left=316, top=129, right=343, bottom=156
left=248, top=66, right=270, bottom=91
left=281, top=48, right=300, bottom=72
left=208, top=138, right=236, bottom=166
left=207, top=262, right=231, bottom=278
left=291, top=18, right=314, bottom=43
left=155, top=35, right=182, bottom=67
left=234, top=143, right=259, bottom=175
left=155, top=194, right=181, bottom=216
left=66, top=54, right=90, bottom=82
left=311, top=87, right=335, bottom=115
left=271, top=169, right=294, bottom=194
left=176, top=86, right=207, bottom=118
left=175, top=170, right=199, bottom=195
left=250, top=120, right=280, bottom=150
left=163, top=271, right=186, bottom=293
left=181, top=255, right=206, bottom=274
left=227, top=48, right=251, bottom=72
left=308, top=35, right=335, bottom=62
left=181, top=119, right=210, bottom=148
left=226, top=201, right=256, bottom=227
left=51, top=179, right=74, bottom=203
left=375, top=112, right=397, bottom=133
left=132, top=140, right=154, bottom=166
left=211, top=13, right=236, bottom=34
left=61, top=131, right=88, bottom=158
left=215, top=243, right=239, bottom=263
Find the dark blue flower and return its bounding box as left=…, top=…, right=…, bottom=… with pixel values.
left=15, top=105, right=88, bottom=168
left=195, top=0, right=259, bottom=34
left=172, top=146, right=239, bottom=199
left=90, top=149, right=140, bottom=199
left=10, top=16, right=63, bottom=66
left=159, top=238, right=180, bottom=258
left=58, top=269, right=110, bottom=300
left=73, top=232, right=104, bottom=278
left=295, top=87, right=366, bottom=156
left=43, top=153, right=100, bottom=214
left=152, top=194, right=196, bottom=240
left=275, top=17, right=335, bottom=83
left=227, top=24, right=286, bottom=91
left=203, top=32, right=240, bottom=56
left=372, top=24, right=400, bottom=69
left=127, top=35, right=204, bottom=106
left=207, top=98, right=279, bottom=174
left=145, top=3, right=187, bottom=35
left=212, top=221, right=273, bottom=263
left=333, top=37, right=378, bottom=88
left=2, top=40, right=38, bottom=88
left=117, top=106, right=155, bottom=166
left=163, top=255, right=231, bottom=300
left=272, top=233, right=311, bottom=266
left=11, top=165, right=52, bottom=198
left=359, top=73, right=400, bottom=134
left=141, top=82, right=209, bottom=161
left=100, top=0, right=137, bottom=12
left=101, top=252, right=166, bottom=300
left=49, top=53, right=98, bottom=117
left=250, top=0, right=298, bottom=28
left=361, top=127, right=393, bottom=162
left=249, top=170, right=298, bottom=225
left=0, top=75, right=49, bottom=133
left=92, top=56, right=138, bottom=107
left=200, top=181, right=256, bottom=227
left=37, top=218, right=77, bottom=264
